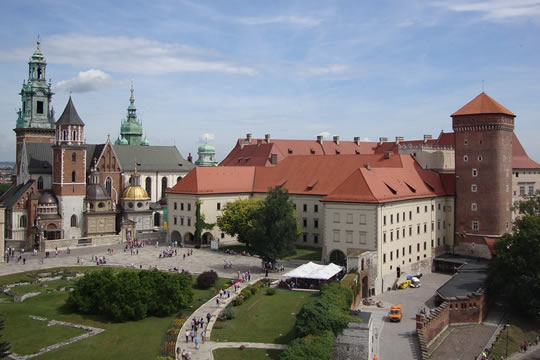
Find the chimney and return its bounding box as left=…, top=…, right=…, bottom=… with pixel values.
left=265, top=133, right=271, bottom=143
left=317, top=135, right=324, bottom=144
left=257, top=139, right=263, bottom=146
left=246, top=133, right=252, bottom=143
left=333, top=135, right=340, bottom=145
left=395, top=136, right=404, bottom=145
left=187, top=153, right=193, bottom=163
left=384, top=151, right=393, bottom=160
left=424, top=134, right=432, bottom=144
left=354, top=137, right=361, bottom=146
left=270, top=153, right=278, bottom=165
left=379, top=137, right=388, bottom=145
left=363, top=162, right=371, bottom=170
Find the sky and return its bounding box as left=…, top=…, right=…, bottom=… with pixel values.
left=0, top=0, right=539, bottom=162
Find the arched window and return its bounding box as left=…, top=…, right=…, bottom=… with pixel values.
left=37, top=176, right=44, bottom=190
left=19, top=215, right=27, bottom=228
left=105, top=177, right=112, bottom=196
left=145, top=177, right=152, bottom=199
left=63, top=130, right=68, bottom=141
left=70, top=214, right=77, bottom=227
left=161, top=177, right=168, bottom=199
left=177, top=176, right=182, bottom=183
left=72, top=130, right=77, bottom=141
left=72, top=171, right=76, bottom=182
left=72, top=152, right=76, bottom=162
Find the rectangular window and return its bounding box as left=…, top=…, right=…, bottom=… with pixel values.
left=403, top=228, right=405, bottom=238
left=359, top=232, right=367, bottom=244
left=187, top=218, right=191, bottom=226
left=383, top=253, right=386, bottom=264
left=359, top=214, right=366, bottom=225
left=425, top=205, right=428, bottom=213
left=181, top=203, right=184, bottom=211
left=472, top=184, right=477, bottom=192
left=437, top=221, right=441, bottom=230
left=472, top=168, right=478, bottom=177
left=188, top=203, right=191, bottom=211
left=383, top=232, right=387, bottom=243
left=396, top=249, right=399, bottom=258
left=333, top=230, right=340, bottom=242
left=333, top=213, right=340, bottom=223
left=396, top=230, right=400, bottom=240
left=409, top=211, right=412, bottom=220
left=397, top=213, right=400, bottom=223
left=471, top=203, right=477, bottom=211
left=438, top=203, right=441, bottom=211
left=346, top=213, right=353, bottom=224
left=409, top=245, right=412, bottom=254
left=314, top=235, right=319, bottom=244
left=424, top=241, right=427, bottom=250
left=390, top=231, right=393, bottom=241
left=416, top=206, right=420, bottom=214
left=180, top=217, right=184, bottom=226
left=417, top=243, right=420, bottom=252
left=390, top=251, right=393, bottom=261
left=303, top=233, right=307, bottom=242
left=424, top=223, right=427, bottom=233
left=417, top=224, right=420, bottom=234
left=383, top=215, right=387, bottom=226
left=303, top=204, right=307, bottom=212
left=302, top=218, right=307, bottom=227
left=346, top=231, right=353, bottom=243
left=409, top=226, right=412, bottom=236
left=520, top=185, right=525, bottom=196
left=37, top=101, right=44, bottom=114
left=314, top=204, right=318, bottom=213
left=472, top=221, right=479, bottom=231
left=431, top=239, right=434, bottom=248
left=173, top=216, right=177, bottom=225
left=174, top=202, right=177, bottom=210
left=431, top=222, right=434, bottom=232
left=529, top=185, right=535, bottom=195
left=217, top=202, right=221, bottom=210
left=221, top=233, right=225, bottom=239
left=390, top=214, right=393, bottom=224
left=314, top=219, right=319, bottom=228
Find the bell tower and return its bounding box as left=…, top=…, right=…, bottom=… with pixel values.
left=452, top=92, right=515, bottom=258
left=52, top=97, right=87, bottom=239
left=14, top=39, right=56, bottom=175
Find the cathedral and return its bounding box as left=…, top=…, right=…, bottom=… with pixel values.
left=0, top=41, right=194, bottom=251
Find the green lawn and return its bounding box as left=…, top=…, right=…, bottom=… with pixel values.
left=213, top=348, right=282, bottom=360
left=283, top=247, right=322, bottom=261
left=212, top=289, right=316, bottom=344
left=0, top=267, right=230, bottom=360
left=489, top=313, right=540, bottom=359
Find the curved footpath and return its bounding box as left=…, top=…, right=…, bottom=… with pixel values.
left=175, top=275, right=287, bottom=360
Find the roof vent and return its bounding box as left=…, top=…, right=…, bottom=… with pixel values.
left=355, top=149, right=360, bottom=155
left=317, top=135, right=324, bottom=144
left=310, top=148, right=316, bottom=154
left=288, top=148, right=293, bottom=154
left=333, top=135, right=340, bottom=145
left=424, top=134, right=432, bottom=143
left=384, top=183, right=397, bottom=195
left=395, top=136, right=404, bottom=145
left=336, top=149, right=340, bottom=154
left=379, top=137, right=388, bottom=145
left=265, top=134, right=271, bottom=143
left=246, top=133, right=252, bottom=143
left=257, top=139, right=263, bottom=146
left=384, top=151, right=393, bottom=159
left=270, top=153, right=278, bottom=165
left=363, top=162, right=371, bottom=170
left=354, top=137, right=361, bottom=146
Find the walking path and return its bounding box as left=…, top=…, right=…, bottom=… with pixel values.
left=174, top=275, right=287, bottom=360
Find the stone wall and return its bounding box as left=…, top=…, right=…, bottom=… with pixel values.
left=416, top=302, right=450, bottom=349
left=43, top=234, right=122, bottom=250
left=333, top=314, right=372, bottom=360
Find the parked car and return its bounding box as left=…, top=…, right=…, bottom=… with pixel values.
left=399, top=280, right=411, bottom=289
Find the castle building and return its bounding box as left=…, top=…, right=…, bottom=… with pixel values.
left=195, top=142, right=218, bottom=166
left=0, top=42, right=193, bottom=254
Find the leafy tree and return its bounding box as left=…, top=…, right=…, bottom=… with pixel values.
left=280, top=331, right=335, bottom=360
left=216, top=198, right=263, bottom=248
left=0, top=317, right=11, bottom=359
left=250, top=187, right=300, bottom=264
left=515, top=190, right=540, bottom=217
left=194, top=200, right=214, bottom=248
left=196, top=270, right=218, bottom=289
left=489, top=215, right=540, bottom=318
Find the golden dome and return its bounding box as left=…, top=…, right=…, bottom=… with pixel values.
left=122, top=185, right=150, bottom=200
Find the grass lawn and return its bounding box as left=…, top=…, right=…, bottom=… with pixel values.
left=489, top=312, right=540, bottom=359
left=283, top=247, right=322, bottom=261
left=212, top=288, right=316, bottom=344
left=0, top=267, right=230, bottom=360
left=213, top=348, right=282, bottom=360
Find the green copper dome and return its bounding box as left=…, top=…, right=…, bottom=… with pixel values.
left=198, top=143, right=215, bottom=153
left=141, top=137, right=150, bottom=146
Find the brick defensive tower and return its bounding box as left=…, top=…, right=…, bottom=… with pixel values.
left=452, top=92, right=515, bottom=258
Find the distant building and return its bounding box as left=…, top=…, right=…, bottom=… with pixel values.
left=195, top=142, right=218, bottom=166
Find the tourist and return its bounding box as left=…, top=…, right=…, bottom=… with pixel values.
left=194, top=335, right=199, bottom=349
left=190, top=330, right=195, bottom=342
left=216, top=298, right=220, bottom=307
left=185, top=330, right=189, bottom=343
left=206, top=312, right=211, bottom=324
left=201, top=329, right=206, bottom=344
left=176, top=346, right=181, bottom=359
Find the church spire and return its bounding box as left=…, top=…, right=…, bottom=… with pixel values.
left=118, top=84, right=147, bottom=146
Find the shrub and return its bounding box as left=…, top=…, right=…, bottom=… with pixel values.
left=249, top=286, right=257, bottom=295
left=266, top=288, right=276, bottom=296
left=240, top=289, right=252, bottom=299
left=196, top=270, right=218, bottom=289
left=280, top=331, right=335, bottom=360
left=219, top=305, right=236, bottom=320
left=232, top=297, right=244, bottom=306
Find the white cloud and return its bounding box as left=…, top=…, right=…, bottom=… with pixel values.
left=0, top=34, right=255, bottom=76
left=433, top=0, right=540, bottom=20
left=236, top=15, right=321, bottom=26
left=307, top=64, right=349, bottom=76
left=317, top=131, right=331, bottom=139
left=199, top=133, right=215, bottom=143
left=54, top=69, right=118, bottom=93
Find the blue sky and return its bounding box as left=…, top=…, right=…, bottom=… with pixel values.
left=1, top=0, right=539, bottom=162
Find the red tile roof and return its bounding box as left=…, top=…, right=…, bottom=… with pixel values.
left=512, top=133, right=540, bottom=169
left=451, top=92, right=515, bottom=117
left=170, top=154, right=451, bottom=204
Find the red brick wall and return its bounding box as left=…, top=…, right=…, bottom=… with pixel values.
left=417, top=302, right=450, bottom=347
left=96, top=143, right=122, bottom=203
left=453, top=114, right=514, bottom=245
left=52, top=146, right=87, bottom=196
left=448, top=292, right=486, bottom=324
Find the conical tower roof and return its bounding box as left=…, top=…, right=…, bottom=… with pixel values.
left=452, top=92, right=515, bottom=117
left=56, top=97, right=85, bottom=125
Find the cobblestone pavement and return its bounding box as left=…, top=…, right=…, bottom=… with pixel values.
left=430, top=324, right=497, bottom=360
left=0, top=243, right=265, bottom=278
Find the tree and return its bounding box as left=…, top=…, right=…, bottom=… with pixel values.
left=280, top=331, right=335, bottom=360
left=250, top=186, right=300, bottom=264
left=216, top=198, right=263, bottom=248
left=516, top=190, right=540, bottom=217
left=0, top=317, right=11, bottom=359
left=489, top=215, right=540, bottom=318
left=194, top=200, right=214, bottom=249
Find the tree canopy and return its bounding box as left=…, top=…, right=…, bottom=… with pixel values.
left=216, top=198, right=262, bottom=248
left=0, top=317, right=10, bottom=359
left=194, top=200, right=214, bottom=248
left=490, top=193, right=540, bottom=318
left=250, top=187, right=300, bottom=264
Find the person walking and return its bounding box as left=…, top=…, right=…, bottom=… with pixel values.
left=194, top=335, right=199, bottom=349
left=185, top=330, right=190, bottom=343
left=201, top=329, right=206, bottom=344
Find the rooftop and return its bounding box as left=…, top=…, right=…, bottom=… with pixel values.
left=451, top=92, right=515, bottom=117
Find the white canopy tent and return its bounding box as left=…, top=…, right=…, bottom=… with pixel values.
left=283, top=262, right=344, bottom=280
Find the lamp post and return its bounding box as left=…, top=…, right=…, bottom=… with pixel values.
left=505, top=322, right=511, bottom=358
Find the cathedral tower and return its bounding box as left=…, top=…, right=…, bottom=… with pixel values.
left=115, top=85, right=148, bottom=146
left=14, top=40, right=56, bottom=175
left=52, top=97, right=87, bottom=239
left=452, top=92, right=514, bottom=258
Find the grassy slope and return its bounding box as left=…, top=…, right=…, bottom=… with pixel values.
left=489, top=313, right=540, bottom=359
left=211, top=289, right=316, bottom=344
left=213, top=348, right=282, bottom=360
